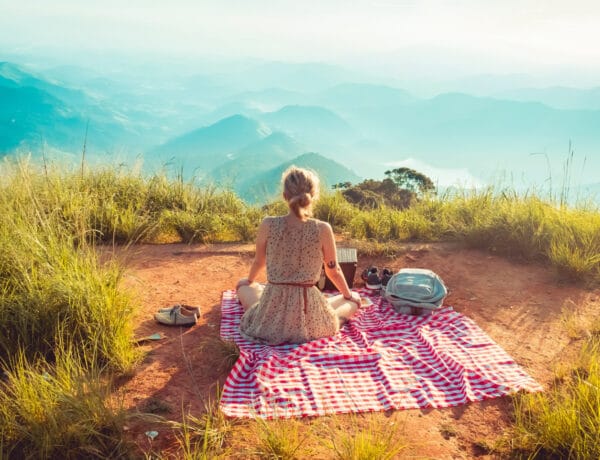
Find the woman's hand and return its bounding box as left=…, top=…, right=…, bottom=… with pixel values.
left=344, top=292, right=362, bottom=308
left=236, top=278, right=253, bottom=290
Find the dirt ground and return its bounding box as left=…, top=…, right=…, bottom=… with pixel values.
left=106, top=241, right=600, bottom=459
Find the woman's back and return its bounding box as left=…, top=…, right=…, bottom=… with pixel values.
left=239, top=216, right=339, bottom=344
left=236, top=165, right=359, bottom=345
left=266, top=216, right=323, bottom=284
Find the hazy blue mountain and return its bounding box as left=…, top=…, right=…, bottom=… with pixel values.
left=199, top=102, right=263, bottom=126
left=0, top=85, right=82, bottom=153
left=147, top=115, right=271, bottom=173
left=317, top=83, right=417, bottom=111
left=215, top=61, right=364, bottom=93
left=182, top=73, right=235, bottom=102
left=338, top=92, right=600, bottom=183
left=42, top=64, right=114, bottom=88
left=420, top=93, right=600, bottom=160
left=0, top=81, right=130, bottom=155
left=210, top=131, right=306, bottom=189
left=0, top=62, right=153, bottom=155
left=427, top=73, right=540, bottom=97
left=260, top=105, right=359, bottom=147
left=4, top=57, right=600, bottom=192
left=239, top=152, right=362, bottom=203
left=496, top=86, right=600, bottom=110
left=41, top=64, right=225, bottom=143
left=223, top=88, right=307, bottom=111
left=0, top=61, right=93, bottom=108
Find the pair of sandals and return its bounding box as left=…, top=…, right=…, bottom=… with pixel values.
left=361, top=267, right=394, bottom=290
left=154, top=304, right=200, bottom=326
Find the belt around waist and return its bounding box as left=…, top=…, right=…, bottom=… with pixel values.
left=269, top=281, right=315, bottom=288
left=269, top=281, right=316, bottom=315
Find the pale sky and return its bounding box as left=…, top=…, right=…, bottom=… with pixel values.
left=2, top=0, right=600, bottom=80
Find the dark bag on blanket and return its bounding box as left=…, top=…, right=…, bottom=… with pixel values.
left=383, top=268, right=447, bottom=316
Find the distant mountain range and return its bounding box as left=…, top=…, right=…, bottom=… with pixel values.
left=2, top=59, right=600, bottom=202
left=495, top=86, right=600, bottom=111
left=316, top=83, right=417, bottom=110
left=0, top=61, right=146, bottom=154
left=260, top=105, right=359, bottom=148
left=238, top=152, right=362, bottom=203
left=148, top=114, right=272, bottom=172
left=150, top=116, right=361, bottom=202
left=211, top=131, right=305, bottom=186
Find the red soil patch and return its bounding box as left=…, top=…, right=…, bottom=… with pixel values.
left=104, top=241, right=600, bottom=458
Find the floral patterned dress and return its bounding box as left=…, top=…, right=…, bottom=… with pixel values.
left=239, top=216, right=339, bottom=344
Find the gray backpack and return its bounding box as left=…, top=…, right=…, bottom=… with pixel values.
left=383, top=268, right=448, bottom=316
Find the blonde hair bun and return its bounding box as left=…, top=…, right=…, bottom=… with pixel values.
left=289, top=192, right=311, bottom=209
left=281, top=167, right=320, bottom=219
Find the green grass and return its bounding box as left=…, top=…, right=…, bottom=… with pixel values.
left=3, top=159, right=600, bottom=282
left=254, top=417, right=309, bottom=459
left=197, top=336, right=240, bottom=377
left=0, top=177, right=138, bottom=372
left=0, top=346, right=130, bottom=459
left=1, top=157, right=600, bottom=458
left=143, top=397, right=233, bottom=460
left=173, top=404, right=233, bottom=460
left=0, top=159, right=262, bottom=245
left=511, top=311, right=600, bottom=459
left=345, top=188, right=600, bottom=283
left=326, top=415, right=407, bottom=460
left=512, top=337, right=600, bottom=459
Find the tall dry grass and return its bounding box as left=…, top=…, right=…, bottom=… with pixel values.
left=1, top=157, right=600, bottom=458
left=512, top=335, right=600, bottom=459
left=345, top=188, right=600, bottom=283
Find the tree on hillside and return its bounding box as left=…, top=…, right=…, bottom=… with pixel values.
left=336, top=169, right=435, bottom=210
left=384, top=167, right=435, bottom=195
left=332, top=181, right=352, bottom=190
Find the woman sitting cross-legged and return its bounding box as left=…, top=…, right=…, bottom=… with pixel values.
left=236, top=166, right=361, bottom=345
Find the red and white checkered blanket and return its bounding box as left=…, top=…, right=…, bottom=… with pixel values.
left=219, top=289, right=542, bottom=418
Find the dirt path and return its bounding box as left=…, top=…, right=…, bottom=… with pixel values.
left=106, top=242, right=600, bottom=458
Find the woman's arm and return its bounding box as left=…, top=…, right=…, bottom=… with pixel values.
left=320, top=222, right=360, bottom=305
left=236, top=218, right=269, bottom=289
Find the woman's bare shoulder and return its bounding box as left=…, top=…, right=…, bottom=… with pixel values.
left=260, top=215, right=282, bottom=230
left=262, top=215, right=280, bottom=224
left=313, top=219, right=332, bottom=233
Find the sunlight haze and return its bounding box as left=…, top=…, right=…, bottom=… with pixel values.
left=2, top=0, right=600, bottom=194
left=2, top=0, right=600, bottom=82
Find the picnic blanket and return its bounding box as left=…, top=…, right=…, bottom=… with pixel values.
left=219, top=289, right=542, bottom=418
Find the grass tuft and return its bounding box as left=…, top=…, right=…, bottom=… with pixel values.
left=254, top=417, right=309, bottom=460
left=0, top=346, right=130, bottom=459
left=197, top=336, right=240, bottom=378
left=172, top=398, right=233, bottom=460
left=0, top=187, right=138, bottom=372
left=327, top=414, right=407, bottom=460
left=512, top=336, right=600, bottom=459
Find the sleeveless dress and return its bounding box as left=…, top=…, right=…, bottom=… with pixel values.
left=239, top=216, right=340, bottom=345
